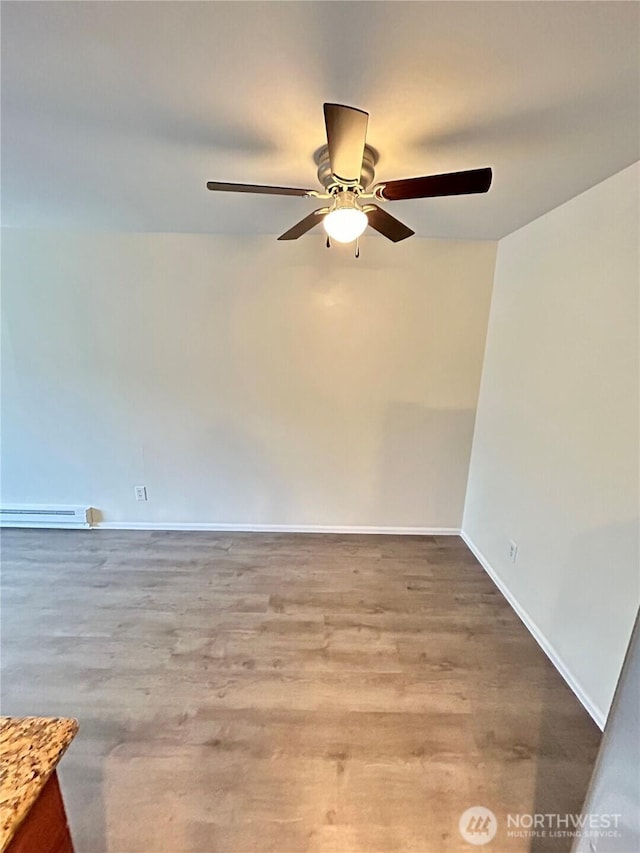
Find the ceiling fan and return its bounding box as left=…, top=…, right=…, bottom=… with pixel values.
left=206, top=103, right=492, bottom=251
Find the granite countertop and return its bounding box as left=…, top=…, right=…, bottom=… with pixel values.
left=0, top=716, right=78, bottom=852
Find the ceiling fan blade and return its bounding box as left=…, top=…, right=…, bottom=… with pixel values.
left=277, top=208, right=327, bottom=241
left=366, top=205, right=415, bottom=242
left=323, top=103, right=369, bottom=185
left=380, top=167, right=493, bottom=201
left=207, top=181, right=312, bottom=196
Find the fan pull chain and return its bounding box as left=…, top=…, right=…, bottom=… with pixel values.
left=355, top=237, right=360, bottom=259
left=326, top=236, right=331, bottom=249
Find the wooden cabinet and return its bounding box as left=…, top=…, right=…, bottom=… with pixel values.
left=6, top=773, right=74, bottom=853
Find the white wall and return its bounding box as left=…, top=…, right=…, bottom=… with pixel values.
left=463, top=163, right=640, bottom=725
left=1, top=231, right=496, bottom=529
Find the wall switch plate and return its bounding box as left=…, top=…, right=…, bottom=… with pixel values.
left=509, top=540, right=518, bottom=563
left=134, top=486, right=148, bottom=501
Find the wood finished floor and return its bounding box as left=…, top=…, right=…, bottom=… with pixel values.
left=1, top=530, right=600, bottom=853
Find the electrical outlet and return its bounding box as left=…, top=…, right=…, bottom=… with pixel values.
left=134, top=486, right=148, bottom=502
left=509, top=540, right=518, bottom=563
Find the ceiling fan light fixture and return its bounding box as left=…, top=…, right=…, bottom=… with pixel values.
left=207, top=103, right=493, bottom=247
left=322, top=190, right=368, bottom=243
left=323, top=208, right=368, bottom=243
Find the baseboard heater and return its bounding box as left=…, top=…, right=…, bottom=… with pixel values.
left=0, top=505, right=93, bottom=528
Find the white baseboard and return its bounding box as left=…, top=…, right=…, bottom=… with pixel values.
left=460, top=530, right=606, bottom=730
left=95, top=522, right=460, bottom=535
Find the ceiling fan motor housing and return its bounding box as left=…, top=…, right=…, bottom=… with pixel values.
left=314, top=144, right=378, bottom=191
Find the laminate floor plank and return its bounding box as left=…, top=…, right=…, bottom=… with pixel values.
left=0, top=530, right=600, bottom=852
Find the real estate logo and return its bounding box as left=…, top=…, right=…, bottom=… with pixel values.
left=459, top=806, right=498, bottom=845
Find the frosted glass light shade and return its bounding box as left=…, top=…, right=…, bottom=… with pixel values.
left=323, top=208, right=368, bottom=243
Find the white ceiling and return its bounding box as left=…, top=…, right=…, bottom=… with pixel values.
left=2, top=1, right=638, bottom=240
